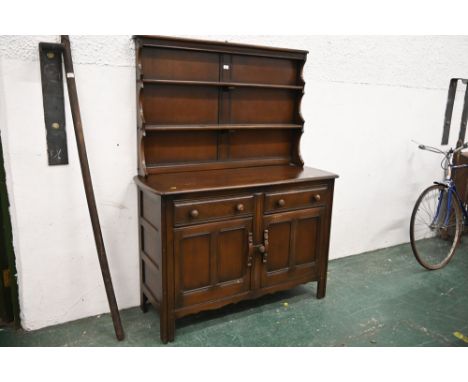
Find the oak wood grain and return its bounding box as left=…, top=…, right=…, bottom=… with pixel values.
left=135, top=165, right=337, bottom=195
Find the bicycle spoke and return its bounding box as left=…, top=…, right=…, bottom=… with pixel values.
left=410, top=185, right=462, bottom=270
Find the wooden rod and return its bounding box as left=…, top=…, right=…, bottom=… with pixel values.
left=60, top=35, right=124, bottom=341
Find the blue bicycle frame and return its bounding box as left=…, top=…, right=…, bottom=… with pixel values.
left=432, top=163, right=468, bottom=228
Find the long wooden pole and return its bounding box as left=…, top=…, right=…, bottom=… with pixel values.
left=60, top=35, right=124, bottom=341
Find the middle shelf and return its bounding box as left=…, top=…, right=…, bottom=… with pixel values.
left=142, top=123, right=303, bottom=131
left=141, top=78, right=304, bottom=90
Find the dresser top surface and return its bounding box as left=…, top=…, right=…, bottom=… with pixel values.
left=135, top=165, right=338, bottom=195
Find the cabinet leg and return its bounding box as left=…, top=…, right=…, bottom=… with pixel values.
left=140, top=291, right=148, bottom=313
left=160, top=308, right=175, bottom=344
left=160, top=321, right=175, bottom=344
left=317, top=278, right=326, bottom=299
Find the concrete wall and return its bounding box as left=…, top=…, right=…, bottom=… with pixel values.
left=1, top=35, right=468, bottom=330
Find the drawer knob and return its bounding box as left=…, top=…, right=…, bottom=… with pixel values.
left=189, top=209, right=199, bottom=218
left=236, top=203, right=244, bottom=212
left=314, top=194, right=321, bottom=201
left=277, top=199, right=286, bottom=207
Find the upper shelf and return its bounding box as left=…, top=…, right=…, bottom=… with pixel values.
left=141, top=79, right=304, bottom=90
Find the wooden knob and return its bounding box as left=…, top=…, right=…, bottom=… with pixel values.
left=258, top=245, right=266, bottom=253
left=314, top=194, right=321, bottom=201
left=190, top=209, right=199, bottom=218
left=277, top=199, right=286, bottom=207
left=236, top=203, right=244, bottom=212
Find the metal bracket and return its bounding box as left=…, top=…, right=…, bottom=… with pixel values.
left=39, top=42, right=69, bottom=165
left=441, top=78, right=468, bottom=147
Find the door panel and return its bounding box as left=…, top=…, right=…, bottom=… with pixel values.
left=217, top=227, right=245, bottom=282
left=266, top=221, right=291, bottom=271
left=295, top=216, right=319, bottom=265
left=180, top=232, right=211, bottom=290
left=261, top=208, right=324, bottom=288
left=174, top=218, right=253, bottom=308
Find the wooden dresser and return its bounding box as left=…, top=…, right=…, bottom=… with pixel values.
left=133, top=35, right=338, bottom=343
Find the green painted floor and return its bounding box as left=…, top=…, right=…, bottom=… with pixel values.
left=1, top=241, right=468, bottom=347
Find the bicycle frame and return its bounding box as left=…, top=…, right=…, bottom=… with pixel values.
left=432, top=163, right=468, bottom=227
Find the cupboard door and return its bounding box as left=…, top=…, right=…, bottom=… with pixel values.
left=260, top=208, right=324, bottom=288
left=174, top=217, right=253, bottom=308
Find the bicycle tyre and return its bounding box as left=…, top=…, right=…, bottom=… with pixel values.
left=410, top=184, right=462, bottom=270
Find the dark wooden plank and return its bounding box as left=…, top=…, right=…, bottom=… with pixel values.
left=458, top=83, right=468, bottom=146
left=441, top=79, right=458, bottom=145
left=61, top=35, right=124, bottom=341
left=39, top=42, right=69, bottom=165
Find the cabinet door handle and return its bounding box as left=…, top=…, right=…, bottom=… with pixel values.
left=262, top=229, right=269, bottom=264
left=189, top=209, right=199, bottom=218
left=247, top=232, right=253, bottom=267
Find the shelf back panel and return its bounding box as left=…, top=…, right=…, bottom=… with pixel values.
left=228, top=55, right=299, bottom=85
left=229, top=129, right=293, bottom=160
left=144, top=131, right=218, bottom=164
left=141, top=48, right=220, bottom=81
left=229, top=88, right=297, bottom=124
left=142, top=85, right=219, bottom=125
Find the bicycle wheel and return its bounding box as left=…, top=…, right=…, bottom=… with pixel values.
left=410, top=184, right=462, bottom=270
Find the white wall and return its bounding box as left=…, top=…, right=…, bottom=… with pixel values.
left=1, top=35, right=468, bottom=330
left=0, top=36, right=137, bottom=330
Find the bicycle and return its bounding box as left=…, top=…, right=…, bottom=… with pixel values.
left=410, top=141, right=468, bottom=270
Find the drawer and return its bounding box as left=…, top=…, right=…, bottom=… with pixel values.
left=264, top=185, right=329, bottom=213
left=174, top=195, right=254, bottom=226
